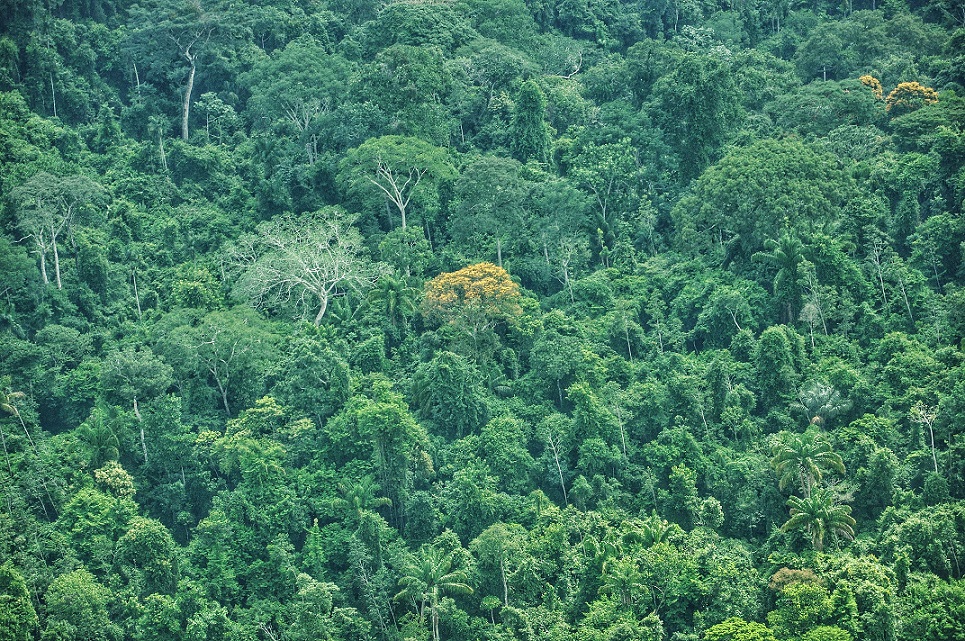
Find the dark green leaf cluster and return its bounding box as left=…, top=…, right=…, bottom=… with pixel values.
left=1, top=0, right=965, bottom=640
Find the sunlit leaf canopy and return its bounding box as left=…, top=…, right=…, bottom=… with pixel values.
left=0, top=0, right=963, bottom=639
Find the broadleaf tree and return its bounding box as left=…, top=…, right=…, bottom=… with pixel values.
left=229, top=207, right=383, bottom=325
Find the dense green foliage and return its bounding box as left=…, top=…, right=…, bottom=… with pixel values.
left=1, top=0, right=964, bottom=639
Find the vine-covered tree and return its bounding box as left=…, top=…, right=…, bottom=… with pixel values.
left=510, top=80, right=551, bottom=163
left=0, top=562, right=37, bottom=641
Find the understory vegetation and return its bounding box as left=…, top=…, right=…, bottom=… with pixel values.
left=1, top=0, right=965, bottom=639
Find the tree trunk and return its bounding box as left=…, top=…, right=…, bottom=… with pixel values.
left=8, top=405, right=55, bottom=517
left=501, top=558, right=509, bottom=607
left=0, top=424, right=13, bottom=478
left=182, top=58, right=196, bottom=141
left=50, top=71, right=57, bottom=118
left=562, top=263, right=574, bottom=303
left=134, top=396, right=148, bottom=464
left=132, top=270, right=142, bottom=319
left=36, top=239, right=49, bottom=285
left=158, top=131, right=168, bottom=171
left=211, top=371, right=230, bottom=415
left=896, top=272, right=914, bottom=323
left=51, top=233, right=62, bottom=289
left=547, top=429, right=568, bottom=504
left=314, top=292, right=329, bottom=325
left=219, top=385, right=230, bottom=415
left=616, top=409, right=627, bottom=457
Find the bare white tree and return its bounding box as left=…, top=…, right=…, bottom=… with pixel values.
left=228, top=208, right=383, bottom=325
left=369, top=159, right=427, bottom=231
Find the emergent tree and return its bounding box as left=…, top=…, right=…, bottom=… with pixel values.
left=229, top=208, right=383, bottom=325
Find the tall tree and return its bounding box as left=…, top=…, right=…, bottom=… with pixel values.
left=127, top=0, right=224, bottom=141
left=450, top=155, right=527, bottom=268
left=229, top=208, right=382, bottom=325
left=651, top=52, right=744, bottom=182
left=243, top=37, right=353, bottom=165
left=11, top=172, right=105, bottom=289
left=412, top=351, right=489, bottom=438
left=782, top=488, right=856, bottom=551
left=360, top=44, right=454, bottom=143
left=566, top=138, right=641, bottom=266
left=770, top=430, right=845, bottom=498
left=99, top=346, right=174, bottom=463
left=395, top=545, right=473, bottom=641
left=672, top=138, right=854, bottom=270
left=422, top=262, right=523, bottom=360
left=155, top=307, right=278, bottom=416
left=339, top=135, right=456, bottom=232
left=469, top=523, right=526, bottom=607
left=331, top=378, right=432, bottom=529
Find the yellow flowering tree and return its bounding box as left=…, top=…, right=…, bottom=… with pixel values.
left=422, top=262, right=522, bottom=359
left=885, top=81, right=938, bottom=116
left=859, top=75, right=883, bottom=100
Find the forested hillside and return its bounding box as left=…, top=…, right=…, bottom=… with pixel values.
left=1, top=0, right=964, bottom=639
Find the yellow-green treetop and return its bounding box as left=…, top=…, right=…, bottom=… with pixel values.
left=422, top=262, right=523, bottom=330
left=885, top=81, right=938, bottom=115
left=859, top=74, right=883, bottom=100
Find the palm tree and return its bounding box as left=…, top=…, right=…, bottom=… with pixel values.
left=77, top=404, right=122, bottom=468
left=600, top=557, right=645, bottom=608
left=332, top=476, right=392, bottom=531
left=367, top=274, right=418, bottom=332
left=330, top=475, right=392, bottom=561
left=753, top=232, right=805, bottom=323
left=621, top=512, right=674, bottom=548
left=335, top=475, right=391, bottom=515
left=770, top=430, right=845, bottom=498
left=782, top=488, right=855, bottom=551
left=795, top=381, right=851, bottom=427
left=395, top=545, right=473, bottom=641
